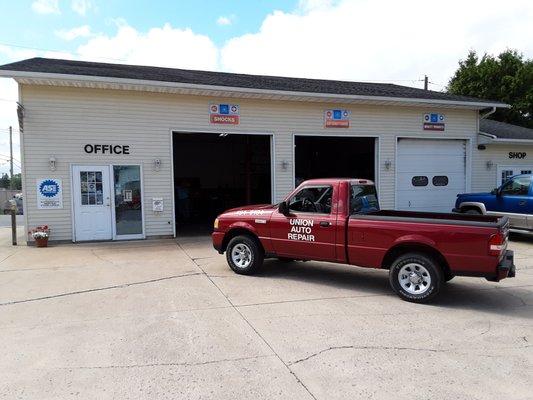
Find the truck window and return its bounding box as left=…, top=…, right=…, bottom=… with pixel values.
left=350, top=185, right=379, bottom=214
left=288, top=186, right=332, bottom=214
left=501, top=176, right=531, bottom=196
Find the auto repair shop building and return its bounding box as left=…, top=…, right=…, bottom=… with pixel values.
left=0, top=57, right=511, bottom=243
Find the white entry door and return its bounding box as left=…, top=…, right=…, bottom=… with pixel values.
left=72, top=165, right=112, bottom=241
left=397, top=139, right=467, bottom=212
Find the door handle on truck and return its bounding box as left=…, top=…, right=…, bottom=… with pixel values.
left=519, top=200, right=527, bottom=206
left=319, top=221, right=331, bottom=227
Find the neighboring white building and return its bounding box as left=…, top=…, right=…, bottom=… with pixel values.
left=477, top=119, right=533, bottom=189
left=0, top=58, right=517, bottom=243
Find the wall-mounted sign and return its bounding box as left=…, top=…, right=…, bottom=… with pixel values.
left=84, top=144, right=130, bottom=154
left=423, top=113, right=445, bottom=131
left=37, top=178, right=63, bottom=209
left=209, top=103, right=240, bottom=125
left=509, top=152, right=527, bottom=159
left=324, top=109, right=350, bottom=128
left=152, top=197, right=164, bottom=212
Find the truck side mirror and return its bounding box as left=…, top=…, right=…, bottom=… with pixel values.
left=278, top=201, right=290, bottom=216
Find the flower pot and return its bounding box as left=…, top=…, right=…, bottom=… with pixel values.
left=35, top=237, right=49, bottom=248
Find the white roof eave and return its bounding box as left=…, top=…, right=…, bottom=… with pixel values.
left=0, top=69, right=510, bottom=110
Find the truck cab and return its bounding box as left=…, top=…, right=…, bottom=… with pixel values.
left=455, top=174, right=533, bottom=230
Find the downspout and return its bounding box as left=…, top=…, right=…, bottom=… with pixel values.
left=480, top=106, right=496, bottom=119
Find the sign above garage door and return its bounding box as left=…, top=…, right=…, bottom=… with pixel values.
left=209, top=103, right=240, bottom=125
left=423, top=113, right=445, bottom=131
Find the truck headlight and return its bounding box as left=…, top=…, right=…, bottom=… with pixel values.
left=213, top=218, right=219, bottom=229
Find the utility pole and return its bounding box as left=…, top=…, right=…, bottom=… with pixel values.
left=9, top=126, right=14, bottom=188
left=424, top=75, right=429, bottom=90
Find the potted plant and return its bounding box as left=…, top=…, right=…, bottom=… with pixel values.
left=29, top=225, right=50, bottom=247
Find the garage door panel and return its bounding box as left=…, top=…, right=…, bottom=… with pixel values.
left=397, top=139, right=466, bottom=213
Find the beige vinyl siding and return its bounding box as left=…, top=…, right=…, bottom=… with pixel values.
left=21, top=84, right=479, bottom=241
left=472, top=142, right=533, bottom=191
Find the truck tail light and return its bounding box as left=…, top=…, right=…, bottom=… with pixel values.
left=488, top=232, right=506, bottom=256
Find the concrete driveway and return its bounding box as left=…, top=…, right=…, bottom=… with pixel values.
left=0, top=230, right=532, bottom=399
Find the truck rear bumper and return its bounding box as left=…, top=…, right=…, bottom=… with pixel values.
left=487, top=250, right=515, bottom=282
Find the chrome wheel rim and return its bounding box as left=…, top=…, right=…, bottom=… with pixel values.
left=398, top=263, right=431, bottom=295
left=231, top=243, right=252, bottom=269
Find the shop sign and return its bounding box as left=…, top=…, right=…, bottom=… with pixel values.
left=209, top=103, right=240, bottom=125
left=423, top=113, right=445, bottom=131
left=509, top=152, right=527, bottom=159
left=324, top=109, right=350, bottom=128
left=37, top=178, right=63, bottom=209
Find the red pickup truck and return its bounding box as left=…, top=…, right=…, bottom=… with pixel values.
left=212, top=178, right=515, bottom=303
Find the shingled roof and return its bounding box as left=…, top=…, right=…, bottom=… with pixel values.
left=0, top=57, right=507, bottom=106
left=480, top=119, right=533, bottom=141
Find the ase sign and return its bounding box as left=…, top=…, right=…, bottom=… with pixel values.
left=37, top=178, right=63, bottom=209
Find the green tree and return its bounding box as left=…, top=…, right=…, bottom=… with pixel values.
left=0, top=173, right=9, bottom=189
left=11, top=173, right=21, bottom=190
left=447, top=50, right=533, bottom=128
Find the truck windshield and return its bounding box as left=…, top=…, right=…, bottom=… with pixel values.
left=350, top=185, right=380, bottom=214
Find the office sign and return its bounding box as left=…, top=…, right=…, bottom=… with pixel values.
left=209, top=103, right=240, bottom=125
left=325, top=109, right=350, bottom=128
left=423, top=113, right=445, bottom=131
left=37, top=178, right=63, bottom=209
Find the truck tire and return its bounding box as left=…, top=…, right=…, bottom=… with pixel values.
left=464, top=208, right=481, bottom=215
left=226, top=235, right=263, bottom=275
left=389, top=252, right=443, bottom=303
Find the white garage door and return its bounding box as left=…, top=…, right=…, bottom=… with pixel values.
left=397, top=139, right=466, bottom=212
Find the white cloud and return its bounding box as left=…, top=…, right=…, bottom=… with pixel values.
left=217, top=16, right=233, bottom=26
left=71, top=0, right=93, bottom=16
left=31, top=0, right=60, bottom=15
left=221, top=0, right=533, bottom=88
left=77, top=22, right=218, bottom=69
left=55, top=25, right=93, bottom=41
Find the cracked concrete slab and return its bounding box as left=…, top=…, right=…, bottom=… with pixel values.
left=1, top=229, right=532, bottom=399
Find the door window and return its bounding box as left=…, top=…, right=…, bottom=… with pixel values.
left=113, top=165, right=143, bottom=235
left=350, top=184, right=379, bottom=214
left=288, top=186, right=332, bottom=214
left=79, top=171, right=103, bottom=205
left=500, top=176, right=531, bottom=196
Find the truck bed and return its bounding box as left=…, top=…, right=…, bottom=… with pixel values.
left=353, top=209, right=508, bottom=228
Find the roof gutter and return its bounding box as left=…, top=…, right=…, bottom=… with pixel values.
left=0, top=69, right=510, bottom=110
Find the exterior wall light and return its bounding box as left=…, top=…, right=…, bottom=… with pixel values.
left=49, top=156, right=56, bottom=171
left=384, top=159, right=392, bottom=170
left=486, top=160, right=494, bottom=170
left=281, top=160, right=288, bottom=171
left=154, top=159, right=161, bottom=171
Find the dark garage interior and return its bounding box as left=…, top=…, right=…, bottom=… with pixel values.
left=173, top=132, right=271, bottom=234
left=295, top=136, right=375, bottom=186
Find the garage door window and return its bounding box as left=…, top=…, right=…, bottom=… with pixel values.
left=412, top=176, right=428, bottom=187
left=432, top=176, right=449, bottom=186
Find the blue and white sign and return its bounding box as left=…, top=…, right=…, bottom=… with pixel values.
left=423, top=113, right=445, bottom=131
left=37, top=178, right=63, bottom=209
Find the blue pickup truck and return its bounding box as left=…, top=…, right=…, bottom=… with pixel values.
left=454, top=174, right=532, bottom=230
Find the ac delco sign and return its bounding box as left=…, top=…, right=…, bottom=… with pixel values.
left=209, top=103, right=240, bottom=125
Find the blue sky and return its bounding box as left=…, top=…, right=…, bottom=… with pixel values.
left=0, top=1, right=297, bottom=59
left=0, top=0, right=532, bottom=174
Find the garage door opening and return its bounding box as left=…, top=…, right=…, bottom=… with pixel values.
left=294, top=136, right=376, bottom=186
left=173, top=132, right=272, bottom=235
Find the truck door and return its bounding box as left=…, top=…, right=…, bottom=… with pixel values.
left=494, top=175, right=531, bottom=229
left=270, top=184, right=337, bottom=261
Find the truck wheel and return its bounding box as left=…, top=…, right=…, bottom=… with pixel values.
left=389, top=253, right=443, bottom=303
left=226, top=235, right=263, bottom=275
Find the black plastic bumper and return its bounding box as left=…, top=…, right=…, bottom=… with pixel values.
left=490, top=250, right=515, bottom=281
